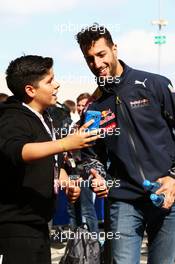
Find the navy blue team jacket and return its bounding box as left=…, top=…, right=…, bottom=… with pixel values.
left=83, top=60, right=175, bottom=200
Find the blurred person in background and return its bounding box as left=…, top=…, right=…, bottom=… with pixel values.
left=64, top=99, right=79, bottom=123
left=76, top=93, right=91, bottom=116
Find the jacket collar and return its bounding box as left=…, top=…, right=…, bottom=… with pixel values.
left=91, top=60, right=131, bottom=101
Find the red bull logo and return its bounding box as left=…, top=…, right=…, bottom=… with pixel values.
left=100, top=109, right=116, bottom=125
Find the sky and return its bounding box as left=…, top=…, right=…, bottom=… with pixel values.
left=0, top=0, right=174, bottom=102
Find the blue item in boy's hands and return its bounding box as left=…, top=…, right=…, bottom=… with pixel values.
left=85, top=110, right=101, bottom=131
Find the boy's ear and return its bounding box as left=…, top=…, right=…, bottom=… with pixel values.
left=25, top=85, right=36, bottom=98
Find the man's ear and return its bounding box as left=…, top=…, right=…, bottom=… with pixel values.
left=112, top=44, right=117, bottom=55
left=25, top=85, right=36, bottom=98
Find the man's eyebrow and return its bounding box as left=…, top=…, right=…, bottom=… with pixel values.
left=97, top=50, right=106, bottom=54
left=85, top=50, right=106, bottom=59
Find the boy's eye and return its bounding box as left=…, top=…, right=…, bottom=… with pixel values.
left=47, top=78, right=53, bottom=84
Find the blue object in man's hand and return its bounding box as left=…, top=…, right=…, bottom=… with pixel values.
left=143, top=179, right=164, bottom=207
left=150, top=193, right=165, bottom=207
left=143, top=179, right=161, bottom=192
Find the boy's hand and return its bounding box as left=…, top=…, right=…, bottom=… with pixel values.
left=90, top=168, right=108, bottom=198
left=60, top=120, right=100, bottom=151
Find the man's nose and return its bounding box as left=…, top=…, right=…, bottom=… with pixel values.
left=94, top=57, right=102, bottom=69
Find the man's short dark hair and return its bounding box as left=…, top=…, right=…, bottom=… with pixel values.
left=76, top=23, right=114, bottom=52
left=6, top=55, right=53, bottom=100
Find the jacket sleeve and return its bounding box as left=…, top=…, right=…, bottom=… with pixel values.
left=153, top=75, right=175, bottom=128
left=0, top=114, right=33, bottom=166
left=152, top=76, right=175, bottom=172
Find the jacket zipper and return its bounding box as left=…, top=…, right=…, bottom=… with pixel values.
left=116, top=96, right=146, bottom=181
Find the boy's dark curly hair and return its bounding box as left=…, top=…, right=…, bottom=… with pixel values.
left=6, top=55, right=53, bottom=100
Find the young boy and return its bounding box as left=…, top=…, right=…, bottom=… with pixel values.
left=0, top=55, right=99, bottom=264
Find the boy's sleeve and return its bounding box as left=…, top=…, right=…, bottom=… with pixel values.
left=0, top=115, right=33, bottom=165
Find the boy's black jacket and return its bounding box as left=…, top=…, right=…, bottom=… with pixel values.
left=0, top=96, right=58, bottom=230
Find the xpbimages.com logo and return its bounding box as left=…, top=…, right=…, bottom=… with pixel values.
left=54, top=127, right=121, bottom=139
left=51, top=230, right=120, bottom=243
left=60, top=178, right=120, bottom=190
left=53, top=74, right=121, bottom=87
left=97, top=76, right=121, bottom=86
left=54, top=22, right=121, bottom=34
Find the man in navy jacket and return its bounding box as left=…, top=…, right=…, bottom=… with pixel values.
left=76, top=24, right=175, bottom=264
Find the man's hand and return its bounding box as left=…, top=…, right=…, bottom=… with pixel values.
left=156, top=176, right=175, bottom=209
left=90, top=168, right=108, bottom=198
left=64, top=178, right=81, bottom=203
left=59, top=168, right=81, bottom=203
